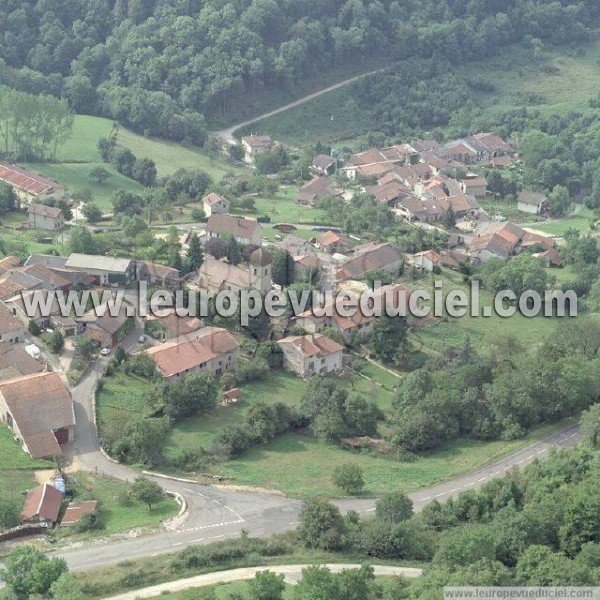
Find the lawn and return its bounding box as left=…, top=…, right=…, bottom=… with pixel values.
left=0, top=214, right=66, bottom=257
left=0, top=426, right=54, bottom=494
left=220, top=419, right=570, bottom=498
left=24, top=161, right=144, bottom=213
left=403, top=267, right=559, bottom=354
left=525, top=204, right=596, bottom=237
left=230, top=185, right=333, bottom=225
left=57, top=471, right=179, bottom=538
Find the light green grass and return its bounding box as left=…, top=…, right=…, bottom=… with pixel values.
left=23, top=162, right=144, bottom=212
left=404, top=268, right=559, bottom=354
left=0, top=219, right=66, bottom=256
left=154, top=581, right=253, bottom=600
left=0, top=426, right=54, bottom=493
left=525, top=205, right=596, bottom=236
left=115, top=124, right=241, bottom=180
left=58, top=471, right=179, bottom=538
left=165, top=371, right=307, bottom=458
left=231, top=185, right=333, bottom=225
left=220, top=419, right=572, bottom=498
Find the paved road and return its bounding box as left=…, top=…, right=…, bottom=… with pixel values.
left=212, top=69, right=383, bottom=144
left=104, top=564, right=422, bottom=600
left=55, top=362, right=580, bottom=573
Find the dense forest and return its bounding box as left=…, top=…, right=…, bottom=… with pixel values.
left=0, top=0, right=598, bottom=144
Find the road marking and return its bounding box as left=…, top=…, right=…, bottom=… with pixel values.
left=207, top=534, right=224, bottom=540
left=183, top=488, right=195, bottom=494
left=364, top=508, right=376, bottom=512
left=536, top=449, right=545, bottom=454
left=422, top=496, right=432, bottom=500
left=478, top=477, right=487, bottom=482
left=289, top=521, right=299, bottom=525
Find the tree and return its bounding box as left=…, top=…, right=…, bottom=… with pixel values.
left=297, top=498, right=347, bottom=550
left=0, top=183, right=17, bottom=214
left=49, top=573, right=88, bottom=600
left=332, top=463, right=364, bottom=495
left=441, top=205, right=456, bottom=229
left=28, top=320, right=41, bottom=336
left=132, top=157, right=157, bottom=187
left=581, top=404, right=600, bottom=448
left=69, top=226, right=98, bottom=254
left=187, top=232, right=204, bottom=270
left=89, top=166, right=111, bottom=184
left=82, top=202, right=103, bottom=223
left=1, top=546, right=67, bottom=599
left=46, top=330, right=64, bottom=355
left=249, top=570, right=286, bottom=600
left=375, top=492, right=414, bottom=525
left=75, top=334, right=96, bottom=361
left=271, top=248, right=295, bottom=286
left=130, top=476, right=164, bottom=510
left=163, top=373, right=219, bottom=423
left=0, top=495, right=19, bottom=529
left=114, top=346, right=126, bottom=364
left=433, top=525, right=497, bottom=568
left=229, top=142, right=245, bottom=162
left=226, top=236, right=241, bottom=265
left=56, top=198, right=73, bottom=221
left=549, top=185, right=571, bottom=216
left=205, top=237, right=228, bottom=259
left=369, top=314, right=407, bottom=361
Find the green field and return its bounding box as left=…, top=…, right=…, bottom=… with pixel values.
left=21, top=115, right=243, bottom=213
left=404, top=267, right=559, bottom=355
left=0, top=211, right=66, bottom=257
left=0, top=426, right=54, bottom=494
left=252, top=36, right=600, bottom=147
left=58, top=472, right=179, bottom=538
left=525, top=204, right=596, bottom=236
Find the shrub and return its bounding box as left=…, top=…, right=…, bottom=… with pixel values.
left=332, top=463, right=365, bottom=495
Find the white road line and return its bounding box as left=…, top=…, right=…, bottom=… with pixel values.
left=364, top=508, right=376, bottom=512
left=478, top=477, right=487, bottom=482
left=289, top=521, right=299, bottom=525
left=536, top=449, right=545, bottom=454
left=422, top=496, right=432, bottom=500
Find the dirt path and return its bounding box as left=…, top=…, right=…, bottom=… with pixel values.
left=213, top=69, right=383, bottom=144
left=103, top=564, right=422, bottom=599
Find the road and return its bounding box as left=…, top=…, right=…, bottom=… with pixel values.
left=104, top=564, right=422, bottom=600
left=212, top=69, right=383, bottom=144
left=54, top=358, right=581, bottom=572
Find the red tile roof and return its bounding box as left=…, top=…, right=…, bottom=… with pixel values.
left=0, top=164, right=63, bottom=196
left=20, top=484, right=63, bottom=523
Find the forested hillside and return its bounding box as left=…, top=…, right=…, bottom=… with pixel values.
left=0, top=0, right=598, bottom=146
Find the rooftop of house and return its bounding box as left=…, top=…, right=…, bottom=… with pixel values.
left=28, top=203, right=63, bottom=219
left=277, top=333, right=344, bottom=358
left=0, top=301, right=23, bottom=335
left=203, top=192, right=230, bottom=206
left=206, top=214, right=261, bottom=239
left=469, top=221, right=551, bottom=258
left=241, top=134, right=273, bottom=149
left=297, top=176, right=342, bottom=203
left=337, top=242, right=403, bottom=280
left=65, top=253, right=132, bottom=273
left=199, top=256, right=254, bottom=290
left=312, top=154, right=336, bottom=169
left=518, top=190, right=548, bottom=205
left=0, top=372, right=74, bottom=457
left=318, top=230, right=350, bottom=247
left=145, top=326, right=239, bottom=377
left=147, top=308, right=204, bottom=337
left=61, top=500, right=98, bottom=526
left=0, top=163, right=63, bottom=196
left=20, top=483, right=63, bottom=522
left=0, top=342, right=43, bottom=380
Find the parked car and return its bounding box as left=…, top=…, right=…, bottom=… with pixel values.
left=138, top=334, right=146, bottom=343
left=100, top=348, right=111, bottom=356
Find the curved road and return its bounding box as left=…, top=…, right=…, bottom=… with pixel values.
left=51, top=353, right=581, bottom=572
left=212, top=69, right=383, bottom=144
left=104, top=564, right=422, bottom=600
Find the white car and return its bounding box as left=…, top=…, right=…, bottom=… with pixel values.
left=138, top=334, right=146, bottom=343
left=100, top=348, right=111, bottom=356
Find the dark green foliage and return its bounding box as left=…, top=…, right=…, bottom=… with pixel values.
left=130, top=477, right=164, bottom=510
left=297, top=498, right=346, bottom=550
left=161, top=373, right=219, bottom=423
left=332, top=463, right=364, bottom=495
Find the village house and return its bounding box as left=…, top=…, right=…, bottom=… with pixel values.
left=341, top=145, right=419, bottom=180
left=0, top=342, right=43, bottom=381
left=0, top=371, right=75, bottom=459
left=5, top=290, right=77, bottom=336
left=137, top=261, right=181, bottom=287
left=316, top=230, right=354, bottom=254
left=19, top=483, right=64, bottom=525
left=336, top=242, right=404, bottom=282
left=241, top=135, right=275, bottom=155
left=145, top=308, right=204, bottom=341
left=296, top=176, right=343, bottom=206
left=0, top=163, right=64, bottom=203
left=468, top=221, right=554, bottom=262
left=205, top=214, right=262, bottom=246
left=365, top=179, right=414, bottom=208
left=202, top=193, right=231, bottom=218
left=311, top=154, right=336, bottom=176
left=411, top=250, right=442, bottom=273
left=0, top=302, right=24, bottom=343
left=28, top=203, right=65, bottom=230
left=198, top=247, right=272, bottom=294
left=294, top=283, right=410, bottom=343
left=276, top=235, right=314, bottom=257
left=65, top=254, right=135, bottom=285
left=460, top=176, right=488, bottom=199
left=517, top=191, right=548, bottom=215
left=61, top=500, right=98, bottom=527
left=293, top=255, right=321, bottom=282
left=277, top=333, right=344, bottom=378
left=145, top=326, right=239, bottom=379
left=77, top=301, right=133, bottom=348
left=0, top=256, right=20, bottom=277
